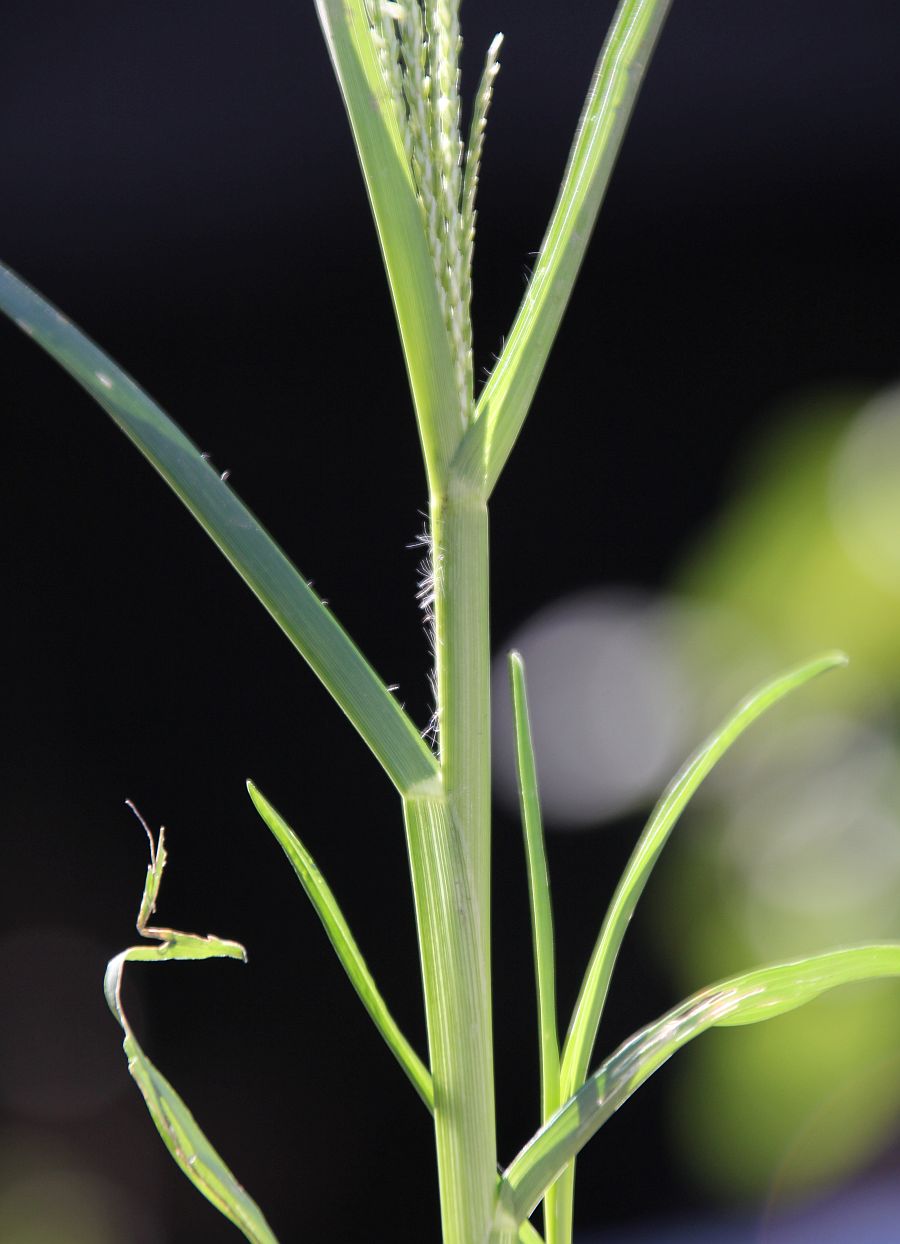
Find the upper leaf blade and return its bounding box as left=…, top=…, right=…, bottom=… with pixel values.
left=560, top=651, right=848, bottom=1100
left=454, top=0, right=672, bottom=493
left=0, top=262, right=439, bottom=797
left=315, top=0, right=461, bottom=482
left=503, top=944, right=900, bottom=1224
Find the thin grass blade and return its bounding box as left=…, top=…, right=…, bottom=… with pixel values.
left=509, top=652, right=560, bottom=1125
left=315, top=0, right=461, bottom=482
left=104, top=816, right=277, bottom=1243
left=560, top=650, right=848, bottom=1100
left=247, top=781, right=544, bottom=1244
left=0, top=263, right=438, bottom=797
left=502, top=944, right=900, bottom=1224
left=247, top=779, right=433, bottom=1109
left=453, top=0, right=672, bottom=494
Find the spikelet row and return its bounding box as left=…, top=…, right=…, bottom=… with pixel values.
left=368, top=1, right=501, bottom=428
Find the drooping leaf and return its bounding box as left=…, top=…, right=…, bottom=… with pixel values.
left=503, top=944, right=900, bottom=1224
left=104, top=808, right=278, bottom=1244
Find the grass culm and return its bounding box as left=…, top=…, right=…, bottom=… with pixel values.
left=4, top=3, right=900, bottom=1242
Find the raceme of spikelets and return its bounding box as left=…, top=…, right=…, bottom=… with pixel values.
left=368, top=1, right=502, bottom=428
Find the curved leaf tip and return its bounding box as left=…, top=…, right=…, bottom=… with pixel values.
left=104, top=804, right=276, bottom=1244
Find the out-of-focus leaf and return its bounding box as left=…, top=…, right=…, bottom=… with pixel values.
left=502, top=944, right=900, bottom=1224
left=560, top=651, right=848, bottom=1099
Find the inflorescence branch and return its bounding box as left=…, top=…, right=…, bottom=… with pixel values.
left=369, top=0, right=502, bottom=429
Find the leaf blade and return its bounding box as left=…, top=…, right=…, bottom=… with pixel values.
left=104, top=824, right=277, bottom=1244
left=245, top=782, right=548, bottom=1244
left=560, top=650, right=848, bottom=1101
left=247, top=779, right=434, bottom=1110
left=509, top=653, right=560, bottom=1125
left=454, top=0, right=672, bottom=493
left=504, top=944, right=900, bottom=1223
left=0, top=262, right=439, bottom=797
left=315, top=0, right=461, bottom=482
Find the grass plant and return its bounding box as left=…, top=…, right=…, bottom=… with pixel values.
left=3, top=2, right=900, bottom=1242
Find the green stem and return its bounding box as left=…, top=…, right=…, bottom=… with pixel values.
left=408, top=475, right=495, bottom=1244
left=403, top=789, right=496, bottom=1244
left=433, top=479, right=492, bottom=922
left=546, top=1166, right=574, bottom=1244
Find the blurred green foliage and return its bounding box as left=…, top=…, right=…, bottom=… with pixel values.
left=661, top=384, right=900, bottom=1200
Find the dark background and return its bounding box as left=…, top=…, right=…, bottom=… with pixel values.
left=2, top=2, right=899, bottom=1241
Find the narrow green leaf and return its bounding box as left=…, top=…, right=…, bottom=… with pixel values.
left=315, top=0, right=461, bottom=483
left=560, top=650, right=848, bottom=1101
left=509, top=653, right=560, bottom=1126
left=246, top=782, right=544, bottom=1244
left=453, top=0, right=672, bottom=494
left=0, top=262, right=438, bottom=798
left=104, top=811, right=277, bottom=1244
left=503, top=944, right=900, bottom=1223
left=247, top=778, right=434, bottom=1110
